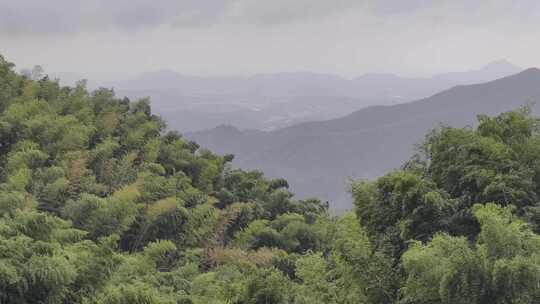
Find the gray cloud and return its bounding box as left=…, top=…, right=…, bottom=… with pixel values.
left=1, top=0, right=234, bottom=34
left=2, top=0, right=540, bottom=80
left=6, top=0, right=538, bottom=34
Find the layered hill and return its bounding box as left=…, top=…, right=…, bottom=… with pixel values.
left=112, top=60, right=520, bottom=132
left=188, top=68, right=540, bottom=210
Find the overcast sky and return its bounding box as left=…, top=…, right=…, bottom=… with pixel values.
left=1, top=0, right=539, bottom=81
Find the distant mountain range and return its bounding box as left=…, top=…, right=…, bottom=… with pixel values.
left=112, top=60, right=521, bottom=132
left=187, top=67, right=540, bottom=211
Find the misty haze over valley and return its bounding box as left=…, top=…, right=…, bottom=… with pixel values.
left=110, top=60, right=520, bottom=132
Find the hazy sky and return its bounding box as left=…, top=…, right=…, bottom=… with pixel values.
left=1, top=0, right=539, bottom=81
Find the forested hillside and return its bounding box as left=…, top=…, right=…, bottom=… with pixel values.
left=0, top=55, right=539, bottom=303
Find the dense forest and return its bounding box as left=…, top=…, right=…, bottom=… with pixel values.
left=0, top=54, right=538, bottom=303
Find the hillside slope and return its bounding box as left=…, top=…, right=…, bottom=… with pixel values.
left=188, top=68, right=540, bottom=210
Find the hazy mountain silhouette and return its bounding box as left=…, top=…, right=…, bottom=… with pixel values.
left=187, top=68, right=540, bottom=211
left=113, top=61, right=521, bottom=132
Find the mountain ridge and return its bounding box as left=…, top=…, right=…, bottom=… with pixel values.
left=110, top=60, right=522, bottom=132
left=187, top=67, right=540, bottom=210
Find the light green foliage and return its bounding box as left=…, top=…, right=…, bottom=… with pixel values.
left=191, top=265, right=248, bottom=304
left=89, top=281, right=177, bottom=304
left=422, top=106, right=539, bottom=211
left=353, top=170, right=454, bottom=257
left=402, top=204, right=540, bottom=303
left=0, top=55, right=538, bottom=304
left=244, top=267, right=292, bottom=304
left=294, top=252, right=339, bottom=304
left=0, top=210, right=86, bottom=303
left=234, top=213, right=323, bottom=253
left=63, top=193, right=138, bottom=239
left=354, top=107, right=540, bottom=252
left=351, top=108, right=540, bottom=303
left=0, top=191, right=36, bottom=215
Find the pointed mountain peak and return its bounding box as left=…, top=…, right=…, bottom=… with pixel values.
left=513, top=67, right=540, bottom=77
left=522, top=67, right=540, bottom=73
